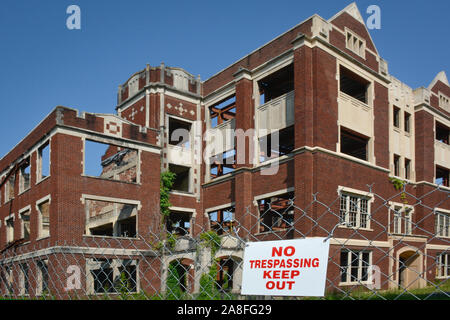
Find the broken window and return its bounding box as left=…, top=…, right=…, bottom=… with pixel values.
left=38, top=200, right=50, bottom=238
left=392, top=206, right=413, bottom=235
left=5, top=175, right=15, bottom=203
left=37, top=260, right=49, bottom=295
left=404, top=112, right=411, bottom=133
left=84, top=140, right=138, bottom=183
left=209, top=96, right=236, bottom=129
left=435, top=211, right=450, bottom=238
left=259, top=125, right=294, bottom=162
left=340, top=128, right=369, bottom=161
left=209, top=149, right=236, bottom=179
left=436, top=122, right=449, bottom=145
left=166, top=210, right=192, bottom=236
left=20, top=209, right=30, bottom=241
left=216, top=257, right=236, bottom=292
left=436, top=166, right=449, bottom=187
left=19, top=158, right=30, bottom=193
left=19, top=263, right=29, bottom=295
left=208, top=206, right=236, bottom=235
left=85, top=199, right=138, bottom=238
left=405, top=158, right=411, bottom=180
left=168, top=164, right=191, bottom=193
left=91, top=260, right=114, bottom=293
left=258, top=64, right=294, bottom=104
left=167, top=259, right=190, bottom=294
left=90, top=259, right=138, bottom=294
left=6, top=216, right=14, bottom=243
left=393, top=106, right=400, bottom=128
left=340, top=66, right=369, bottom=104
left=394, top=154, right=401, bottom=177
left=340, top=250, right=371, bottom=284
left=169, top=117, right=191, bottom=148
left=339, top=193, right=370, bottom=229
left=38, top=142, right=50, bottom=181
left=257, top=192, right=294, bottom=233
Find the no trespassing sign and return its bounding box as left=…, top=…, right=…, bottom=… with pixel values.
left=241, top=238, right=330, bottom=297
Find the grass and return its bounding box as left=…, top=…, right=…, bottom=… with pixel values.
left=323, top=279, right=450, bottom=300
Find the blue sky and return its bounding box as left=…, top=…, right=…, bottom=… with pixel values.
left=0, top=0, right=448, bottom=158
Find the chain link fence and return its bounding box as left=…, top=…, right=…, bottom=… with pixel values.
left=0, top=184, right=449, bottom=300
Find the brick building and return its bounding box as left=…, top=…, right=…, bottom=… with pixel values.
left=0, top=3, right=449, bottom=297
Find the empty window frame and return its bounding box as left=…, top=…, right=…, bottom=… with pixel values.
left=91, top=259, right=114, bottom=293
left=339, top=66, right=369, bottom=104
left=208, top=206, right=236, bottom=235
left=19, top=158, right=31, bottom=193
left=393, top=106, right=401, bottom=129
left=166, top=210, right=192, bottom=236
left=404, top=158, right=411, bottom=180
left=90, top=259, right=137, bottom=294
left=84, top=140, right=138, bottom=183
left=209, top=96, right=236, bottom=128
left=436, top=166, right=449, bottom=187
left=37, top=260, right=49, bottom=295
left=37, top=199, right=50, bottom=238
left=404, top=112, right=411, bottom=133
left=436, top=252, right=450, bottom=278
left=37, top=142, right=50, bottom=181
left=6, top=216, right=14, bottom=243
left=168, top=117, right=191, bottom=148
left=345, top=30, right=365, bottom=58
left=20, top=209, right=30, bottom=241
left=257, top=192, right=294, bottom=233
left=435, top=211, right=450, bottom=238
left=340, top=128, right=369, bottom=161
left=168, top=164, right=191, bottom=193
left=436, top=122, right=449, bottom=145
left=339, top=192, right=371, bottom=229
left=259, top=126, right=294, bottom=162
left=257, top=64, right=294, bottom=104
left=209, top=149, right=236, bottom=179
left=85, top=199, right=138, bottom=238
left=5, top=175, right=15, bottom=203
left=167, top=259, right=190, bottom=294
left=340, top=250, right=371, bottom=284
left=19, top=263, right=30, bottom=296
left=394, top=154, right=401, bottom=177
left=217, top=257, right=237, bottom=292
left=391, top=205, right=413, bottom=235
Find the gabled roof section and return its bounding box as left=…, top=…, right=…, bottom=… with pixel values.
left=328, top=2, right=379, bottom=56
left=428, top=71, right=449, bottom=90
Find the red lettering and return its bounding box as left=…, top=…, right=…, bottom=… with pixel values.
left=263, top=270, right=272, bottom=279
left=266, top=281, right=275, bottom=289
left=287, top=281, right=295, bottom=290
left=261, top=259, right=267, bottom=268
left=272, top=247, right=283, bottom=257
left=312, top=258, right=319, bottom=268
left=303, top=258, right=311, bottom=268
left=284, top=246, right=295, bottom=256
left=255, top=260, right=261, bottom=268
left=291, top=270, right=300, bottom=278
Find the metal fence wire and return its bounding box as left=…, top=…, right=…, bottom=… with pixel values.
left=0, top=184, right=449, bottom=300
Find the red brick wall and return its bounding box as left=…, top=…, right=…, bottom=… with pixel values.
left=415, top=109, right=435, bottom=183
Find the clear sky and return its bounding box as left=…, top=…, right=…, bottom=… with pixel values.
left=0, top=0, right=448, bottom=158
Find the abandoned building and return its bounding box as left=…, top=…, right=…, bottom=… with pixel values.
left=0, top=3, right=449, bottom=298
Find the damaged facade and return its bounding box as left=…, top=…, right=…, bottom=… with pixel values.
left=0, top=3, right=449, bottom=297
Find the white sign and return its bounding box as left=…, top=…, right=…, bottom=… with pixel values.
left=241, top=238, right=330, bottom=297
